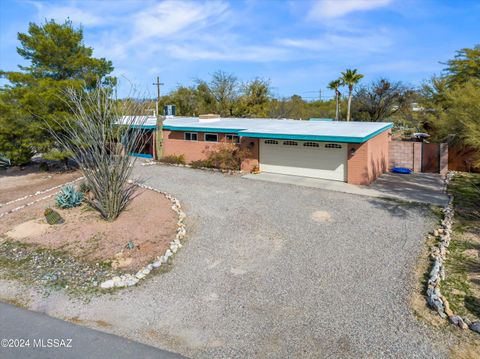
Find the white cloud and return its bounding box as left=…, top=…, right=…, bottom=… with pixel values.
left=167, top=43, right=290, bottom=62
left=309, top=0, right=392, bottom=19
left=132, top=1, right=229, bottom=41
left=278, top=31, right=393, bottom=54
left=29, top=1, right=105, bottom=26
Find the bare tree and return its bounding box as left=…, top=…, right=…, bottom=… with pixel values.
left=49, top=84, right=149, bottom=221
left=352, top=79, right=413, bottom=121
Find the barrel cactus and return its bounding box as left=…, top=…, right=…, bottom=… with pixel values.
left=44, top=208, right=63, bottom=225
left=55, top=185, right=84, bottom=209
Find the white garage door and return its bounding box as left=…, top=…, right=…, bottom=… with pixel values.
left=259, top=139, right=347, bottom=181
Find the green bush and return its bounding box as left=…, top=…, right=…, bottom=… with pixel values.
left=39, top=162, right=49, bottom=172
left=55, top=185, right=84, bottom=209
left=161, top=154, right=186, bottom=165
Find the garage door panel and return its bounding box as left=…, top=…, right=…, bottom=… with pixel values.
left=260, top=140, right=346, bottom=181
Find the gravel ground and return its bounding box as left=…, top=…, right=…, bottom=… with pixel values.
left=0, top=164, right=451, bottom=358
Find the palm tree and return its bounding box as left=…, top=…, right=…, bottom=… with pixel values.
left=328, top=79, right=342, bottom=121
left=341, top=69, right=364, bottom=121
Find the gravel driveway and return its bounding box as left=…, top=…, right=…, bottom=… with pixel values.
left=1, top=164, right=449, bottom=358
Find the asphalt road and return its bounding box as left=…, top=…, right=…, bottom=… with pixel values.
left=0, top=302, right=187, bottom=359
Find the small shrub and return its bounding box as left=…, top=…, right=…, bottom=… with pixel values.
left=78, top=182, right=91, bottom=194
left=161, top=154, right=186, bottom=165
left=39, top=162, right=49, bottom=172
left=203, top=142, right=249, bottom=171
left=44, top=208, right=63, bottom=225
left=190, top=159, right=213, bottom=169
left=55, top=185, right=84, bottom=209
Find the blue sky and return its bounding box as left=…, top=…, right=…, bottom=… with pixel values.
left=0, top=0, right=479, bottom=99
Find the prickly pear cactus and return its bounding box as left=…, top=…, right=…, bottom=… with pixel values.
left=55, top=185, right=84, bottom=209
left=44, top=208, right=63, bottom=225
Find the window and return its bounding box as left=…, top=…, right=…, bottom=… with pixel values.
left=264, top=140, right=278, bottom=144
left=303, top=142, right=319, bottom=148
left=184, top=132, right=198, bottom=141
left=205, top=133, right=218, bottom=142
left=283, top=141, right=298, bottom=146
left=226, top=134, right=240, bottom=143
left=325, top=143, right=342, bottom=149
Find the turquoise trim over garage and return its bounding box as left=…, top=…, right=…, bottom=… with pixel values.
left=162, top=123, right=392, bottom=143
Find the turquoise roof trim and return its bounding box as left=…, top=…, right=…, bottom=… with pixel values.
left=162, top=122, right=392, bottom=143
left=163, top=125, right=243, bottom=134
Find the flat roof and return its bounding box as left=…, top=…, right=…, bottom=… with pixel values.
left=120, top=116, right=393, bottom=143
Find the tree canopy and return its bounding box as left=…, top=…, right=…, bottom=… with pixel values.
left=0, top=20, right=115, bottom=165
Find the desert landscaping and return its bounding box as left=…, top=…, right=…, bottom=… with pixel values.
left=0, top=164, right=179, bottom=296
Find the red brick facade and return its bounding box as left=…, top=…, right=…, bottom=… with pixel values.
left=346, top=130, right=391, bottom=185
left=161, top=129, right=391, bottom=185
left=162, top=130, right=259, bottom=172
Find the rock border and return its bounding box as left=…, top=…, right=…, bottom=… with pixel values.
left=0, top=177, right=84, bottom=219
left=426, top=171, right=480, bottom=334
left=99, top=183, right=186, bottom=289
left=141, top=159, right=242, bottom=175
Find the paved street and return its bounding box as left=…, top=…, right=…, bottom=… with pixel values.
left=0, top=302, right=187, bottom=359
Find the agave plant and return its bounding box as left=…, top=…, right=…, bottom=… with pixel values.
left=55, top=185, right=84, bottom=209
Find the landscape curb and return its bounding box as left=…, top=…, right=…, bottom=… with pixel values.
left=426, top=171, right=480, bottom=334
left=99, top=183, right=187, bottom=289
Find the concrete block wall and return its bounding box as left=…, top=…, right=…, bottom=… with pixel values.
left=389, top=141, right=422, bottom=171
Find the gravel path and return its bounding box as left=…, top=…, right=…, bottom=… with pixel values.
left=0, top=164, right=449, bottom=358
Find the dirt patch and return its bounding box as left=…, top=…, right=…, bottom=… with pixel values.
left=311, top=210, right=333, bottom=222
left=0, top=167, right=81, bottom=204
left=0, top=188, right=177, bottom=272
left=5, top=220, right=50, bottom=240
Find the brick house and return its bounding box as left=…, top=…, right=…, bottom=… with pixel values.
left=127, top=115, right=392, bottom=185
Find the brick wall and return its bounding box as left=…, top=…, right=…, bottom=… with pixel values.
left=347, top=142, right=369, bottom=185
left=388, top=141, right=422, bottom=171
left=347, top=130, right=390, bottom=185
left=162, top=130, right=259, bottom=172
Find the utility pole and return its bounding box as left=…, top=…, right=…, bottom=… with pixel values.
left=152, top=76, right=165, bottom=160
left=152, top=76, right=164, bottom=116
left=318, top=89, right=322, bottom=101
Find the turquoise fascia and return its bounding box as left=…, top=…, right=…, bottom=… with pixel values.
left=162, top=123, right=392, bottom=143
left=240, top=123, right=393, bottom=143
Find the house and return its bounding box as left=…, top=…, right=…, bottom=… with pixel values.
left=125, top=115, right=393, bottom=185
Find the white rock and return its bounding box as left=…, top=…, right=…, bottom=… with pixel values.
left=142, top=268, right=151, bottom=275
left=160, top=256, right=168, bottom=263
left=100, top=280, right=114, bottom=289
left=135, top=272, right=146, bottom=279
left=174, top=239, right=181, bottom=245
left=147, top=263, right=153, bottom=270
left=165, top=249, right=173, bottom=257
left=112, top=276, right=121, bottom=283
left=114, top=281, right=126, bottom=288
left=152, top=261, right=162, bottom=268
left=170, top=244, right=178, bottom=253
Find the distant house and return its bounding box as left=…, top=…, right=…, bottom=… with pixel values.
left=124, top=115, right=392, bottom=185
